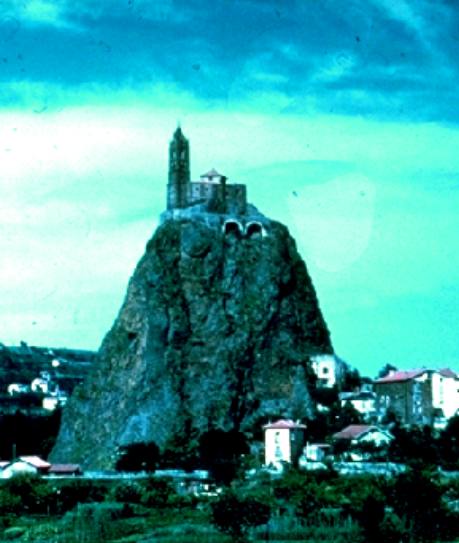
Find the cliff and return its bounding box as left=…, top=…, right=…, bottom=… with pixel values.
left=51, top=207, right=332, bottom=469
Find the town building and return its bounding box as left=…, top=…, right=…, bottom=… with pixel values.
left=263, top=419, right=306, bottom=470
left=302, top=442, right=331, bottom=462
left=373, top=368, right=459, bottom=427
left=47, top=464, right=83, bottom=476
left=332, top=424, right=393, bottom=447
left=339, top=390, right=377, bottom=420
left=0, top=456, right=51, bottom=479
left=310, top=354, right=339, bottom=388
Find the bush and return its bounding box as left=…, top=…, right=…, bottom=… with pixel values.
left=211, top=488, right=270, bottom=542
left=140, top=478, right=177, bottom=508
left=3, top=526, right=26, bottom=540
left=55, top=479, right=107, bottom=513
left=0, top=489, right=22, bottom=515
left=271, top=468, right=335, bottom=519
left=389, top=468, right=450, bottom=542
left=0, top=474, right=53, bottom=514
left=62, top=502, right=129, bottom=542
left=109, top=481, right=142, bottom=504
left=378, top=512, right=409, bottom=543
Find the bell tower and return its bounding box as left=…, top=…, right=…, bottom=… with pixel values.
left=167, top=126, right=190, bottom=209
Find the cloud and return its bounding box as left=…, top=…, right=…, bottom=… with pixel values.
left=0, top=0, right=80, bottom=30
left=0, top=0, right=457, bottom=123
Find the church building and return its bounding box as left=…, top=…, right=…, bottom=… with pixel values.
left=167, top=127, right=247, bottom=215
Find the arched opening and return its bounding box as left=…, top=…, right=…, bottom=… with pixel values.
left=223, top=220, right=243, bottom=237
left=245, top=221, right=264, bottom=238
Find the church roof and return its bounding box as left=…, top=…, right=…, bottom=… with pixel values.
left=201, top=168, right=225, bottom=178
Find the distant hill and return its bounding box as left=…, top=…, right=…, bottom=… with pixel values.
left=0, top=342, right=95, bottom=414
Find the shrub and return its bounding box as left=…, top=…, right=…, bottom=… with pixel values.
left=55, top=479, right=107, bottom=513
left=109, top=481, right=142, bottom=504
left=1, top=474, right=53, bottom=514
left=62, top=502, right=127, bottom=542
left=389, top=468, right=449, bottom=542
left=0, top=489, right=22, bottom=515
left=211, top=488, right=270, bottom=542
left=378, top=512, right=409, bottom=543
left=140, top=478, right=177, bottom=508
left=3, top=526, right=26, bottom=540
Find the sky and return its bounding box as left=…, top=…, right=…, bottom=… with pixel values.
left=1, top=0, right=459, bottom=378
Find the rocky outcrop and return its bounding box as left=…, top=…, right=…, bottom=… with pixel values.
left=51, top=206, right=332, bottom=469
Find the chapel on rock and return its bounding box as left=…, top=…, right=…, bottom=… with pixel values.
left=167, top=126, right=247, bottom=215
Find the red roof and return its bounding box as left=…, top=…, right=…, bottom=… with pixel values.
left=263, top=419, right=306, bottom=430
left=439, top=368, right=458, bottom=379
left=19, top=456, right=51, bottom=470
left=374, top=369, right=427, bottom=384
left=49, top=464, right=82, bottom=474
left=332, top=425, right=375, bottom=440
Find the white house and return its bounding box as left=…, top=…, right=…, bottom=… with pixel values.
left=339, top=391, right=376, bottom=418
left=0, top=460, right=38, bottom=479
left=263, top=419, right=306, bottom=470
left=310, top=354, right=338, bottom=388
left=431, top=369, right=459, bottom=424
left=332, top=424, right=393, bottom=447
left=374, top=367, right=459, bottom=426
left=302, top=443, right=331, bottom=462
left=31, top=378, right=49, bottom=394
left=7, top=383, right=29, bottom=396
left=42, top=393, right=67, bottom=411
left=332, top=425, right=393, bottom=461
left=0, top=457, right=50, bottom=479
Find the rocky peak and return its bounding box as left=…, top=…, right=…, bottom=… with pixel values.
left=51, top=204, right=332, bottom=469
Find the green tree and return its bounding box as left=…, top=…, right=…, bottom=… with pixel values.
left=341, top=368, right=362, bottom=391
left=199, top=430, right=249, bottom=485
left=377, top=364, right=397, bottom=379
left=438, top=414, right=459, bottom=469
left=357, top=494, right=386, bottom=542
left=388, top=425, right=438, bottom=466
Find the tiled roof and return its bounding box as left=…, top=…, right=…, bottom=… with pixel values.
left=439, top=368, right=458, bottom=379
left=375, top=368, right=458, bottom=383
left=19, top=456, right=51, bottom=469
left=332, top=424, right=375, bottom=440
left=263, top=419, right=307, bottom=430
left=49, top=464, right=82, bottom=474
left=374, top=369, right=427, bottom=384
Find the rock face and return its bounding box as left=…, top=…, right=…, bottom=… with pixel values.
left=51, top=206, right=333, bottom=469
